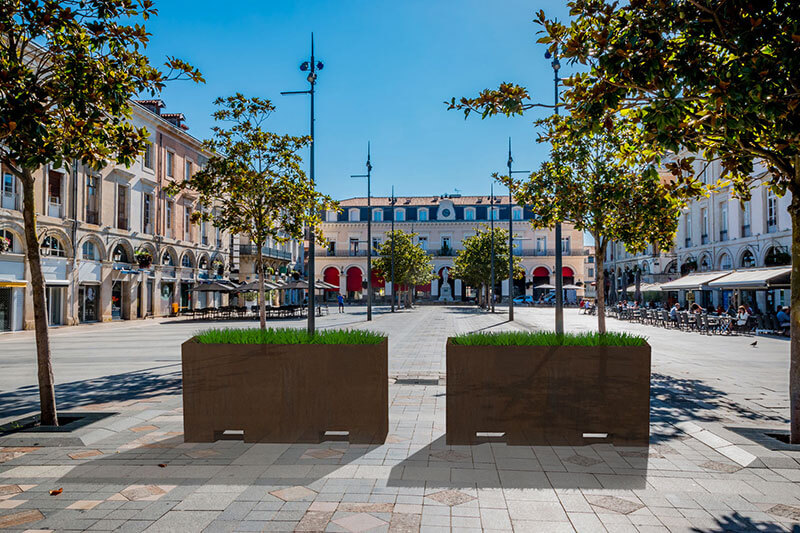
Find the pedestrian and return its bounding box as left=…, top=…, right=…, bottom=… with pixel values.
left=735, top=305, right=750, bottom=333
left=777, top=306, right=790, bottom=336
left=337, top=293, right=345, bottom=313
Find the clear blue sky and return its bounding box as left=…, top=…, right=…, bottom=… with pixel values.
left=142, top=0, right=573, bottom=201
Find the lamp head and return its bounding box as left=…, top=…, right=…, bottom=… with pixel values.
left=544, top=50, right=551, bottom=59
left=300, top=61, right=310, bottom=71
left=316, top=61, right=324, bottom=70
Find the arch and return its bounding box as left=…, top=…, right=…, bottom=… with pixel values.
left=342, top=264, right=365, bottom=277
left=763, top=245, right=790, bottom=267
left=680, top=255, right=697, bottom=275
left=108, top=238, right=134, bottom=264
left=180, top=249, right=195, bottom=268
left=39, top=227, right=74, bottom=258
left=532, top=266, right=551, bottom=278
left=77, top=234, right=107, bottom=261
left=323, top=266, right=341, bottom=290
left=698, top=252, right=712, bottom=272
left=738, top=247, right=756, bottom=268
left=161, top=246, right=178, bottom=266
left=0, top=222, right=26, bottom=254
left=346, top=266, right=363, bottom=293
left=561, top=266, right=575, bottom=277
left=197, top=252, right=210, bottom=271
left=717, top=250, right=733, bottom=270
left=663, top=259, right=677, bottom=274
left=640, top=261, right=651, bottom=274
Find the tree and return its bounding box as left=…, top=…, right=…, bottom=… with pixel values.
left=170, top=94, right=334, bottom=329
left=451, top=225, right=523, bottom=307
left=372, top=230, right=435, bottom=308
left=498, top=114, right=684, bottom=332
left=0, top=1, right=202, bottom=425
left=532, top=0, right=800, bottom=441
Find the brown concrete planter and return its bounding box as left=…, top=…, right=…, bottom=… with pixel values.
left=446, top=341, right=650, bottom=446
left=182, top=338, right=388, bottom=444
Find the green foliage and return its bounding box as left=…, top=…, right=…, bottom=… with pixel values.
left=0, top=0, right=203, bottom=174
left=195, top=328, right=386, bottom=345
left=169, top=94, right=336, bottom=250
left=451, top=225, right=523, bottom=290
left=372, top=230, right=436, bottom=287
left=450, top=330, right=647, bottom=347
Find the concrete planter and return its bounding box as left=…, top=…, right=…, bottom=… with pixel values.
left=446, top=340, right=650, bottom=446
left=181, top=338, right=388, bottom=444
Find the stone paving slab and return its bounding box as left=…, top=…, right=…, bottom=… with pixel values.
left=0, top=306, right=798, bottom=531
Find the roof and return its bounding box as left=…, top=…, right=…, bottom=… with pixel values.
left=134, top=99, right=165, bottom=107
left=707, top=267, right=791, bottom=290
left=660, top=271, right=731, bottom=290
left=161, top=113, right=185, bottom=120
left=338, top=196, right=508, bottom=207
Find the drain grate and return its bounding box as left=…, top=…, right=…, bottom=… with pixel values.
left=394, top=378, right=440, bottom=386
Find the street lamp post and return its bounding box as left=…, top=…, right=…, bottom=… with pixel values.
left=544, top=45, right=564, bottom=335
left=390, top=186, right=396, bottom=313
left=490, top=182, right=495, bottom=313
left=351, top=143, right=373, bottom=321
left=506, top=137, right=529, bottom=322
left=282, top=33, right=324, bottom=336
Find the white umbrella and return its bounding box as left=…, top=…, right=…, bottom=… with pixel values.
left=535, top=283, right=556, bottom=289
left=562, top=284, right=583, bottom=290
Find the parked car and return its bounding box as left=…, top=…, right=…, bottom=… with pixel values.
left=513, top=295, right=535, bottom=304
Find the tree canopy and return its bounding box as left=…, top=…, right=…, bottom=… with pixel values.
left=373, top=230, right=435, bottom=290
left=451, top=226, right=523, bottom=304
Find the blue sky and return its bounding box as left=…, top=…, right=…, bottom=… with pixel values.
left=142, top=0, right=573, bottom=201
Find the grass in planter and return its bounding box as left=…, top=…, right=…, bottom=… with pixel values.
left=450, top=330, right=647, bottom=347
left=195, top=327, right=386, bottom=345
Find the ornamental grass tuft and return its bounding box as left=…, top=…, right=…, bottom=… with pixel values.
left=194, top=327, right=385, bottom=345
left=450, top=330, right=647, bottom=347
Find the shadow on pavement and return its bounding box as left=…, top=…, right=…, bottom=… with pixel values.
left=691, top=511, right=796, bottom=532
left=0, top=365, right=182, bottom=420
left=387, top=435, right=649, bottom=489
left=650, top=372, right=787, bottom=444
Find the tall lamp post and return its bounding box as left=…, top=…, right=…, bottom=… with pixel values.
left=351, top=143, right=373, bottom=321
left=490, top=182, right=495, bottom=313
left=544, top=45, right=564, bottom=335
left=282, top=33, right=324, bottom=336
left=390, top=186, right=396, bottom=312
left=506, top=137, right=529, bottom=322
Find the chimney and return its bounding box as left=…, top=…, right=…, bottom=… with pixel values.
left=134, top=99, right=166, bottom=115
left=161, top=113, right=187, bottom=130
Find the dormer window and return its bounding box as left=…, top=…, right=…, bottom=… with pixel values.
left=372, top=208, right=383, bottom=222
left=464, top=208, right=476, bottom=221
left=326, top=210, right=338, bottom=222
left=489, top=207, right=500, bottom=220
left=512, top=207, right=523, bottom=220
left=348, top=208, right=360, bottom=222
left=417, top=208, right=428, bottom=221
left=395, top=208, right=405, bottom=221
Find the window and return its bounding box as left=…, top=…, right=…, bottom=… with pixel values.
left=86, top=175, right=99, bottom=224
left=719, top=253, right=732, bottom=270
left=2, top=173, right=19, bottom=210
left=185, top=160, right=192, bottom=180
left=512, top=207, right=523, bottom=220
left=349, top=237, right=360, bottom=256
left=0, top=229, right=16, bottom=253
left=348, top=208, right=360, bottom=222
left=184, top=205, right=192, bottom=241
left=81, top=241, right=97, bottom=260
left=418, top=236, right=428, bottom=251
left=48, top=170, right=63, bottom=217
left=464, top=208, right=475, bottom=221
left=588, top=256, right=594, bottom=263
left=143, top=143, right=153, bottom=170
left=535, top=237, right=546, bottom=255
left=162, top=251, right=174, bottom=266
left=767, top=189, right=778, bottom=233
left=441, top=236, right=451, bottom=254
left=588, top=268, right=594, bottom=278
left=684, top=211, right=692, bottom=247
left=741, top=249, right=756, bottom=268
left=561, top=237, right=571, bottom=255
left=116, top=185, right=128, bottom=230
left=372, top=237, right=381, bottom=251
left=143, top=193, right=153, bottom=233
left=41, top=236, right=65, bottom=257
left=201, top=211, right=208, bottom=245
left=372, top=209, right=383, bottom=222
left=719, top=202, right=728, bottom=241
left=166, top=151, right=175, bottom=178
left=395, top=209, right=405, bottom=221
left=512, top=238, right=523, bottom=256
left=701, top=207, right=708, bottom=244
left=326, top=210, right=338, bottom=222
left=327, top=241, right=336, bottom=256
left=181, top=254, right=192, bottom=268
left=489, top=207, right=499, bottom=220
left=742, top=201, right=752, bottom=237
left=417, top=208, right=428, bottom=221
left=165, top=201, right=173, bottom=236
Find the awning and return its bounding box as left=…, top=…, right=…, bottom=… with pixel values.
left=0, top=280, right=26, bottom=288
left=638, top=282, right=662, bottom=292
left=708, top=267, right=791, bottom=290
left=45, top=279, right=69, bottom=286
left=660, top=271, right=730, bottom=291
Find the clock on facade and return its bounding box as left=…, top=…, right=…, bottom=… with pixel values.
left=441, top=208, right=451, bottom=218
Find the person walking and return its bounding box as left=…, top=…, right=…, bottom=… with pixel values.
left=337, top=293, right=345, bottom=313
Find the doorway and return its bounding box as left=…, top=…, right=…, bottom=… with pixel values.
left=111, top=281, right=122, bottom=320
left=0, top=288, right=11, bottom=331
left=46, top=285, right=64, bottom=325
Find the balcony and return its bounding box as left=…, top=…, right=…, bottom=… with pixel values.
left=741, top=224, right=751, bottom=237
left=767, top=218, right=777, bottom=234
left=239, top=245, right=292, bottom=261
left=719, top=229, right=728, bottom=242
left=316, top=249, right=367, bottom=257
left=85, top=209, right=99, bottom=225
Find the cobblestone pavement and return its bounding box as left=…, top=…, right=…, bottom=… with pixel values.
left=0, top=305, right=798, bottom=532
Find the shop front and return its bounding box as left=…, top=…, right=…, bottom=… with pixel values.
left=78, top=259, right=102, bottom=323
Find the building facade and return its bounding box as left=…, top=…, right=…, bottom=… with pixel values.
left=603, top=158, right=792, bottom=311
left=0, top=100, right=234, bottom=332
left=316, top=195, right=593, bottom=303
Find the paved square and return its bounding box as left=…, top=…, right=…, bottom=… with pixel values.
left=0, top=305, right=797, bottom=531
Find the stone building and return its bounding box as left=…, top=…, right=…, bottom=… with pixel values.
left=315, top=195, right=593, bottom=303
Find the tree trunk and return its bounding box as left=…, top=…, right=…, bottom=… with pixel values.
left=20, top=169, right=58, bottom=426
left=595, top=243, right=607, bottom=334
left=257, top=253, right=266, bottom=330
left=791, top=179, right=800, bottom=443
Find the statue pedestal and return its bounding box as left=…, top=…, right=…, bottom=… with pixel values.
left=439, top=284, right=453, bottom=302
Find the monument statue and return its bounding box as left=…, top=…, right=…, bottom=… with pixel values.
left=439, top=267, right=453, bottom=302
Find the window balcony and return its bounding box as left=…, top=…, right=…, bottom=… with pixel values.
left=719, top=229, right=728, bottom=242
left=684, top=238, right=692, bottom=248
left=240, top=245, right=292, bottom=261
left=701, top=234, right=709, bottom=245
left=767, top=219, right=777, bottom=233
left=741, top=224, right=751, bottom=237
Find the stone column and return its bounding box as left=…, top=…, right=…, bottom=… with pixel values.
left=339, top=271, right=347, bottom=296
left=67, top=258, right=78, bottom=325
left=454, top=279, right=462, bottom=300
left=431, top=278, right=439, bottom=297
left=100, top=261, right=113, bottom=322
